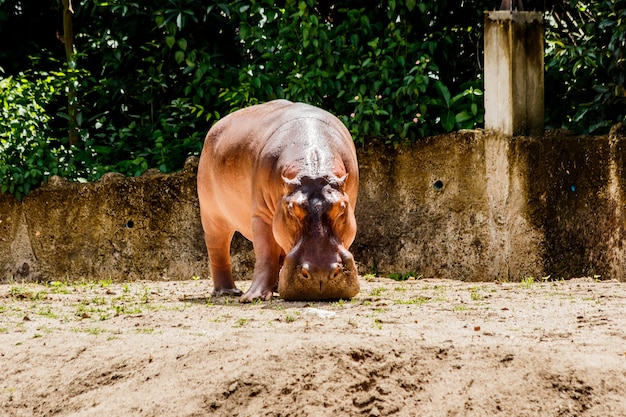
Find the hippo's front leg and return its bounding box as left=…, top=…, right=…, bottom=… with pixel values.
left=240, top=217, right=282, bottom=303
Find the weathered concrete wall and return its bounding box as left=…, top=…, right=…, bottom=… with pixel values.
left=1, top=126, right=625, bottom=283
left=355, top=130, right=543, bottom=280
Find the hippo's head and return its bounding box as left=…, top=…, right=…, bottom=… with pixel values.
left=273, top=174, right=359, bottom=301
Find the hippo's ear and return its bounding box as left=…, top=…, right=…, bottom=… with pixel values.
left=330, top=174, right=348, bottom=190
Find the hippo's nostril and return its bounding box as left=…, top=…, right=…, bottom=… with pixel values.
left=331, top=263, right=342, bottom=279
left=301, top=263, right=310, bottom=279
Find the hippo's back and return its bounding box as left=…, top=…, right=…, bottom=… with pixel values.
left=197, top=100, right=357, bottom=237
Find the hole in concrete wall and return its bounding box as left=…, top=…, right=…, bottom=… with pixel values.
left=433, top=180, right=444, bottom=190
left=125, top=220, right=134, bottom=229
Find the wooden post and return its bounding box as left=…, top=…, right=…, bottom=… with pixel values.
left=484, top=11, right=544, bottom=136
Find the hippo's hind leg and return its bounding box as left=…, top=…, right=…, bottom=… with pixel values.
left=202, top=219, right=242, bottom=297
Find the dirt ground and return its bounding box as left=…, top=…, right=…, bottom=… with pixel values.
left=1, top=276, right=625, bottom=417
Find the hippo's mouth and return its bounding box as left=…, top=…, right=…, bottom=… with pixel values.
left=277, top=253, right=360, bottom=301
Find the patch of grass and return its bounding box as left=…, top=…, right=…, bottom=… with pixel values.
left=47, top=280, right=71, bottom=294
left=234, top=317, right=249, bottom=328
left=393, top=284, right=408, bottom=293
left=519, top=276, right=535, bottom=289
left=362, top=273, right=376, bottom=281
left=72, top=326, right=109, bottom=335
left=285, top=314, right=296, bottom=323
left=453, top=305, right=469, bottom=312
left=90, top=296, right=107, bottom=306
left=135, top=328, right=154, bottom=334
left=37, top=307, right=58, bottom=319
left=331, top=299, right=347, bottom=307
left=85, top=327, right=105, bottom=335
left=139, top=286, right=152, bottom=304
left=30, top=290, right=49, bottom=301
left=98, top=278, right=113, bottom=288
left=369, top=287, right=387, bottom=296
left=36, top=325, right=54, bottom=334
left=9, top=285, right=30, bottom=299
left=388, top=272, right=422, bottom=281
left=112, top=303, right=142, bottom=316
left=470, top=287, right=483, bottom=301
left=395, top=296, right=431, bottom=305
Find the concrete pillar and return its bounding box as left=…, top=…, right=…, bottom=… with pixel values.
left=484, top=11, right=544, bottom=136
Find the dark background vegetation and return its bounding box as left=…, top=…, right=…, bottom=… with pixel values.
left=0, top=0, right=624, bottom=199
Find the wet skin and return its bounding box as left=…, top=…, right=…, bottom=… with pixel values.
left=197, top=100, right=359, bottom=302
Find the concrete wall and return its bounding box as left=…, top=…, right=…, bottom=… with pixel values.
left=1, top=126, right=625, bottom=284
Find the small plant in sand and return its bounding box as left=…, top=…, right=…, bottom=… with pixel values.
left=388, top=272, right=422, bottom=281
left=362, top=273, right=376, bottom=282
left=372, top=318, right=384, bottom=330
left=37, top=307, right=58, bottom=319
left=79, top=327, right=105, bottom=336
left=470, top=287, right=483, bottom=301
left=98, top=278, right=113, bottom=288
left=234, top=317, right=249, bottom=328
left=48, top=280, right=71, bottom=294
left=394, top=284, right=408, bottom=293
left=395, top=296, right=431, bottom=306
left=331, top=299, right=347, bottom=307
left=520, top=276, right=535, bottom=289
left=369, top=287, right=387, bottom=297
left=135, top=328, right=155, bottom=334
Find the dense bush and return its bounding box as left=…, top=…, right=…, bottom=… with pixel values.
left=0, top=70, right=84, bottom=200
left=545, top=0, right=626, bottom=133
left=0, top=0, right=624, bottom=198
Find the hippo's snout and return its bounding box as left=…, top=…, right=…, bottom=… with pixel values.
left=278, top=249, right=359, bottom=301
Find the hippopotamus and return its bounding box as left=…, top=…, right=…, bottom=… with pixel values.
left=197, top=100, right=360, bottom=302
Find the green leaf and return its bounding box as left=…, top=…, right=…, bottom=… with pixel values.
left=455, top=110, right=473, bottom=123
left=434, top=81, right=451, bottom=107
left=441, top=110, right=455, bottom=131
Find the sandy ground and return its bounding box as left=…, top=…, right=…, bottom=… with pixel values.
left=1, top=276, right=625, bottom=417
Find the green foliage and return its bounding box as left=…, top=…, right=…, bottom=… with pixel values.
left=227, top=0, right=485, bottom=142
left=545, top=0, right=626, bottom=133
left=0, top=71, right=79, bottom=200
left=0, top=0, right=623, bottom=198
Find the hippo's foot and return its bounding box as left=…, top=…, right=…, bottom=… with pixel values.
left=211, top=287, right=243, bottom=297
left=239, top=287, right=274, bottom=303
